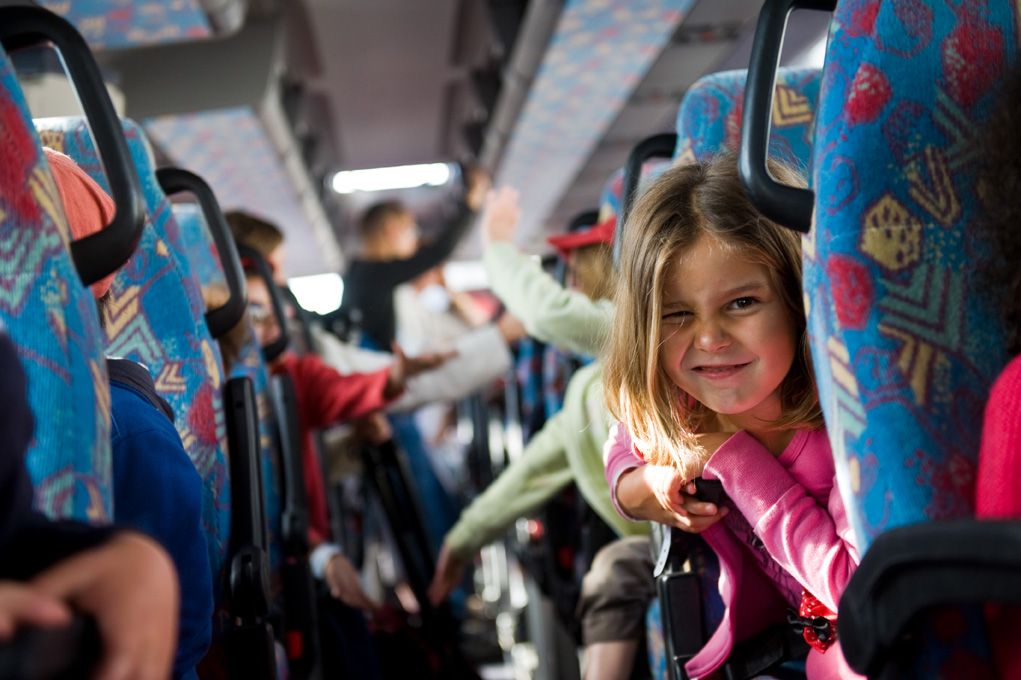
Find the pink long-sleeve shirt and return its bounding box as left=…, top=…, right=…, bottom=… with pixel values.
left=604, top=423, right=863, bottom=680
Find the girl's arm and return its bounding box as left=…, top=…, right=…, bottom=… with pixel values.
left=702, top=431, right=859, bottom=612
left=603, top=422, right=645, bottom=519
left=605, top=423, right=726, bottom=532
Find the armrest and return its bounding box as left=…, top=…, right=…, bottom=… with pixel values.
left=839, top=520, right=1021, bottom=676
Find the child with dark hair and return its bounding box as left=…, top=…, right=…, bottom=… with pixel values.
left=46, top=148, right=212, bottom=680
left=340, top=167, right=490, bottom=350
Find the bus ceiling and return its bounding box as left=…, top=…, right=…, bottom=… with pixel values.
left=26, top=0, right=828, bottom=278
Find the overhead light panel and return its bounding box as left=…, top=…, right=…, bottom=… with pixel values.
left=331, top=163, right=452, bottom=194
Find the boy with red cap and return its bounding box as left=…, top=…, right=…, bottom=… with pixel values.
left=45, top=148, right=212, bottom=680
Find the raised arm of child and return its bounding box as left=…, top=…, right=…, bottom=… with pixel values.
left=480, top=187, right=612, bottom=357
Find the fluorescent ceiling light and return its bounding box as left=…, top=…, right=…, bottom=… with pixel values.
left=331, top=163, right=452, bottom=194
left=288, top=273, right=344, bottom=315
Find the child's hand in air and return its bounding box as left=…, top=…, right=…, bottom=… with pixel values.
left=480, top=186, right=522, bottom=249
left=464, top=166, right=492, bottom=212
left=385, top=343, right=458, bottom=398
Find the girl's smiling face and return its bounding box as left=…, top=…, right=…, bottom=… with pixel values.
left=658, top=235, right=798, bottom=432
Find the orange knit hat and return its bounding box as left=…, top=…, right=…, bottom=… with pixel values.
left=44, top=148, right=117, bottom=299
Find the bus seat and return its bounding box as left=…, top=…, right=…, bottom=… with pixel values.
left=0, top=47, right=113, bottom=523
left=675, top=67, right=819, bottom=168
left=796, top=0, right=1017, bottom=674
left=173, top=203, right=228, bottom=293
left=174, top=201, right=291, bottom=632
left=646, top=66, right=821, bottom=680
left=174, top=201, right=286, bottom=580
left=33, top=116, right=235, bottom=637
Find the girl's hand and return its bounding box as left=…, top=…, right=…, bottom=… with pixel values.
left=617, top=464, right=728, bottom=533
left=480, top=186, right=522, bottom=249
left=427, top=544, right=466, bottom=607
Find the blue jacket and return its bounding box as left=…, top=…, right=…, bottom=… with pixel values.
left=108, top=359, right=212, bottom=680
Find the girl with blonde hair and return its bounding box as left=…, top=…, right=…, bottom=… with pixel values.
left=603, top=155, right=862, bottom=680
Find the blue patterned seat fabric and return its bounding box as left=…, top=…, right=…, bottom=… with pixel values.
left=676, top=67, right=820, bottom=170
left=174, top=201, right=285, bottom=591
left=806, top=0, right=1017, bottom=674
left=644, top=67, right=821, bottom=679
left=34, top=116, right=233, bottom=638
left=0, top=46, right=112, bottom=523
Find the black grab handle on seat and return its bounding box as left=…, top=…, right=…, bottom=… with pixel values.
left=271, top=373, right=320, bottom=678
left=237, top=245, right=289, bottom=363
left=0, top=4, right=146, bottom=285
left=272, top=373, right=309, bottom=558
left=615, top=133, right=678, bottom=267
left=739, top=0, right=834, bottom=233
left=156, top=168, right=247, bottom=338
left=839, top=520, right=1021, bottom=677
left=224, top=376, right=270, bottom=621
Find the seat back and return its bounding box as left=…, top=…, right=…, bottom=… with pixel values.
left=35, top=116, right=234, bottom=634
left=808, top=0, right=1015, bottom=550
left=803, top=0, right=1017, bottom=672
left=175, top=201, right=286, bottom=589
left=676, top=67, right=819, bottom=168
left=0, top=47, right=112, bottom=523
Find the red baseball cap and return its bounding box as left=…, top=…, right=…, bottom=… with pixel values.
left=546, top=214, right=615, bottom=260
left=44, top=148, right=117, bottom=299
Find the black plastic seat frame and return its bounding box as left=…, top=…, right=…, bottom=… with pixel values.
left=241, top=246, right=322, bottom=679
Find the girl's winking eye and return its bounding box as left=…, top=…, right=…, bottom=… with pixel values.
left=661, top=308, right=694, bottom=322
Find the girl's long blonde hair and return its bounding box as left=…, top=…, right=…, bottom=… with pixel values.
left=603, top=155, right=823, bottom=475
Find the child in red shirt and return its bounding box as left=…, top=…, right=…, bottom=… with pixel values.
left=245, top=266, right=450, bottom=608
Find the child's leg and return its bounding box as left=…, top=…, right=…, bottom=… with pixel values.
left=576, top=536, right=656, bottom=680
